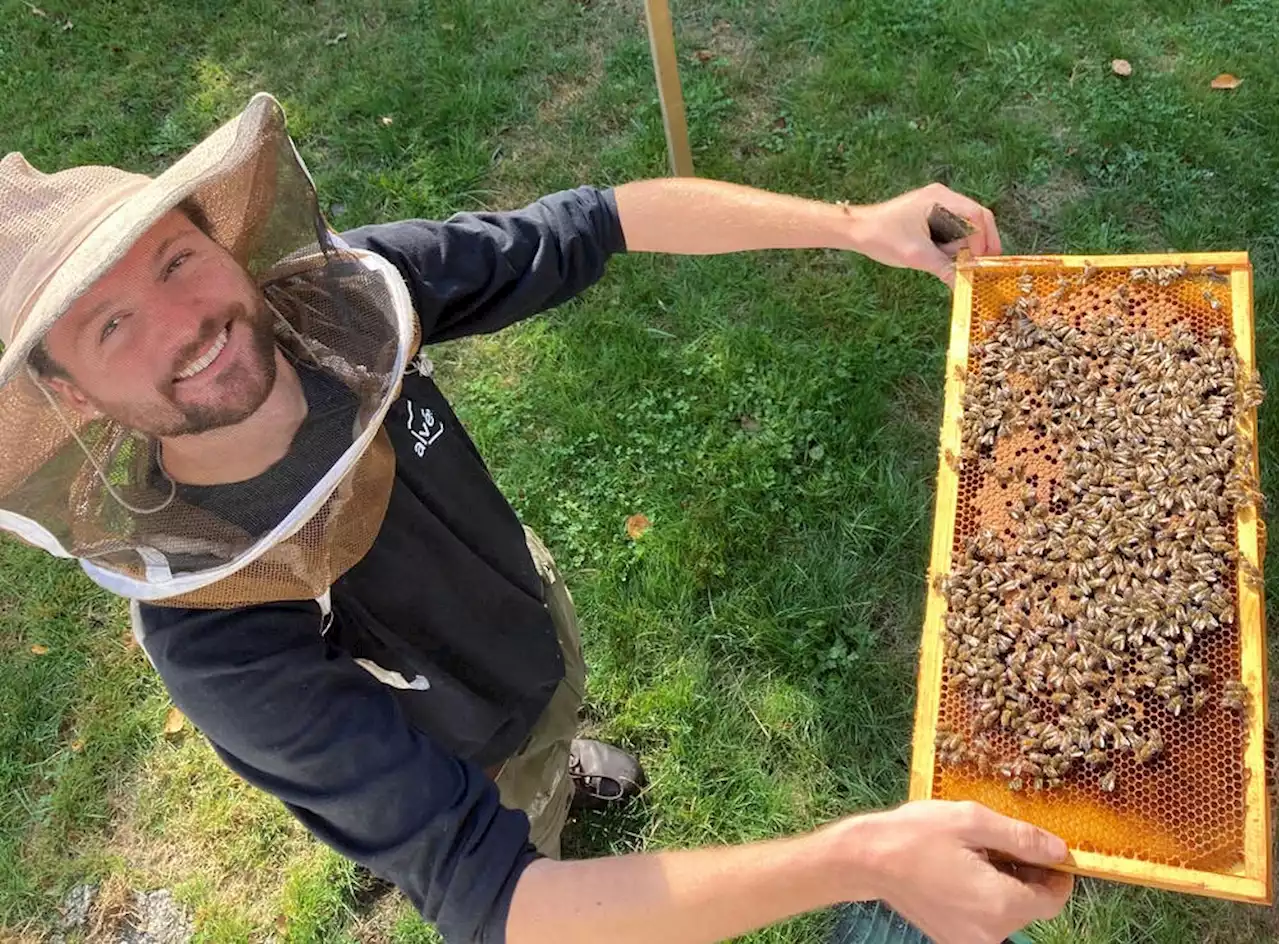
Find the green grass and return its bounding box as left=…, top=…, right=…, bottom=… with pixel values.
left=0, top=0, right=1276, bottom=940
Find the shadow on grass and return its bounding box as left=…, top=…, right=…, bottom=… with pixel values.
left=561, top=802, right=654, bottom=861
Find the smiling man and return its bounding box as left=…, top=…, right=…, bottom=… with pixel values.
left=35, top=206, right=307, bottom=486
left=0, top=94, right=1071, bottom=944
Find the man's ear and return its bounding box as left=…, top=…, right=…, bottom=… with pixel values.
left=41, top=375, right=101, bottom=420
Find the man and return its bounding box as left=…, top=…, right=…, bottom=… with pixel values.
left=0, top=94, right=1072, bottom=943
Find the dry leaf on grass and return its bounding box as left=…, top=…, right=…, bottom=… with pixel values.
left=30, top=643, right=48, bottom=655
left=1111, top=59, right=1132, bottom=77
left=694, top=49, right=715, bottom=63
left=625, top=514, right=652, bottom=540
left=163, top=707, right=186, bottom=735
left=380, top=115, right=394, bottom=125
left=70, top=739, right=84, bottom=752
left=1210, top=73, right=1242, bottom=89
left=24, top=2, right=46, bottom=16
left=324, top=31, right=348, bottom=46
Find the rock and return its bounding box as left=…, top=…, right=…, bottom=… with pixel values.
left=114, top=890, right=193, bottom=944
left=60, top=884, right=96, bottom=930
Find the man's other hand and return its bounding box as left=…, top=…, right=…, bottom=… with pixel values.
left=846, top=183, right=1002, bottom=288
left=823, top=799, right=1073, bottom=944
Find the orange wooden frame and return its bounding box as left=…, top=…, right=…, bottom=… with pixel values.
left=909, top=252, right=1272, bottom=904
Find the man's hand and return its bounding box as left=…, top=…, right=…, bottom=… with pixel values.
left=844, top=182, right=1002, bottom=288
left=826, top=800, right=1073, bottom=944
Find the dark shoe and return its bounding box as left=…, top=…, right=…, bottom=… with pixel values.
left=569, top=739, right=646, bottom=810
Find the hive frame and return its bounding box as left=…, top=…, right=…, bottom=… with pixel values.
left=909, top=252, right=1272, bottom=904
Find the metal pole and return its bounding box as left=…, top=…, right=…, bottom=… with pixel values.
left=643, top=0, right=694, bottom=177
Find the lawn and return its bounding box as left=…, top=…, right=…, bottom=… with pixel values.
left=0, top=0, right=1276, bottom=941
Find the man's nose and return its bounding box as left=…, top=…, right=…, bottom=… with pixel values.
left=146, top=293, right=222, bottom=364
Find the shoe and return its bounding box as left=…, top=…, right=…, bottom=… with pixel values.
left=568, top=738, right=646, bottom=810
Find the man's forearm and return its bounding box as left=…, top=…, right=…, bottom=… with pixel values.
left=505, top=822, right=870, bottom=944
left=613, top=178, right=862, bottom=255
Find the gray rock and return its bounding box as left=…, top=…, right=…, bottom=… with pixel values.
left=60, top=884, right=97, bottom=930
left=114, top=890, right=193, bottom=944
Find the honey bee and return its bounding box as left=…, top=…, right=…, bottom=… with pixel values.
left=1240, top=559, right=1263, bottom=592
left=939, top=732, right=966, bottom=754
left=1099, top=769, right=1117, bottom=793
left=1221, top=680, right=1249, bottom=713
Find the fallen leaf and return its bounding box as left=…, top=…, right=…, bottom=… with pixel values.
left=772, top=116, right=788, bottom=130
left=25, top=2, right=46, bottom=16
left=693, top=49, right=715, bottom=63
left=1111, top=59, right=1132, bottom=77
left=275, top=915, right=288, bottom=935
left=739, top=414, right=762, bottom=433
left=70, top=739, right=84, bottom=752
left=325, top=31, right=348, bottom=45
left=1210, top=73, right=1242, bottom=90
left=60, top=19, right=72, bottom=30
left=163, top=706, right=186, bottom=735
left=380, top=115, right=394, bottom=125
left=122, top=630, right=138, bottom=650
left=30, top=644, right=48, bottom=655
left=625, top=514, right=652, bottom=540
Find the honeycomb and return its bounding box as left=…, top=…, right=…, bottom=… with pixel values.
left=926, top=261, right=1266, bottom=877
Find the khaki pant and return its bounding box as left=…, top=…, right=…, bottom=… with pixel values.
left=489, top=528, right=587, bottom=859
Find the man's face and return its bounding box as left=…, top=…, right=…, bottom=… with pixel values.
left=41, top=209, right=278, bottom=437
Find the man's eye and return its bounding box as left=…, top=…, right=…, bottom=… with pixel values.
left=100, top=316, right=123, bottom=343
left=164, top=251, right=192, bottom=278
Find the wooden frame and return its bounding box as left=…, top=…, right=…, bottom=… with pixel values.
left=909, top=251, right=1273, bottom=904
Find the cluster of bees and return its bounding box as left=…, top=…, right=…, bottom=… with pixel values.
left=935, top=264, right=1264, bottom=794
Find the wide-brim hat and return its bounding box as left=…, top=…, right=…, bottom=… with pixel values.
left=0, top=93, right=418, bottom=606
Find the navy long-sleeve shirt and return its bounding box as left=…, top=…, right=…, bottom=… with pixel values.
left=136, top=187, right=627, bottom=943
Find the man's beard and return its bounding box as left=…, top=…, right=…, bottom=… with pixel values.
left=165, top=305, right=279, bottom=436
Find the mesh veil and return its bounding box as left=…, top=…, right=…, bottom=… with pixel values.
left=0, top=95, right=418, bottom=606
